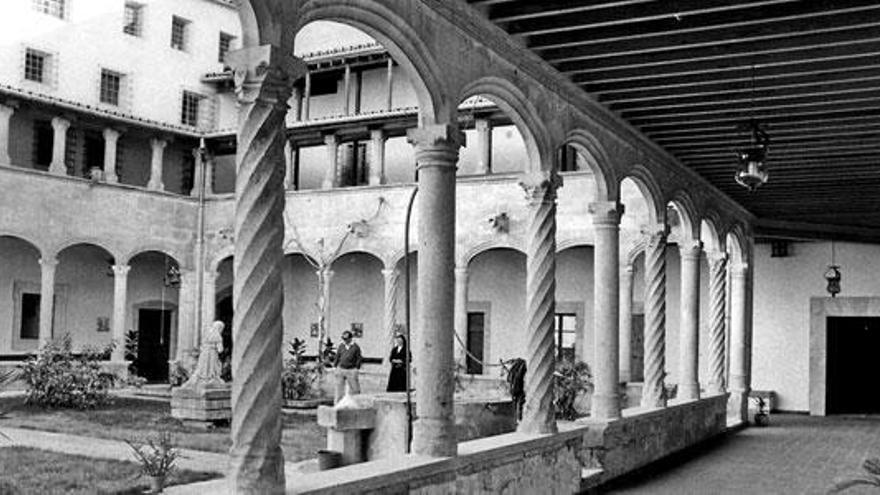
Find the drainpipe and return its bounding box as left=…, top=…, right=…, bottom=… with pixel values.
left=194, top=137, right=208, bottom=353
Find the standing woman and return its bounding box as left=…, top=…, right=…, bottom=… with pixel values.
left=386, top=333, right=408, bottom=392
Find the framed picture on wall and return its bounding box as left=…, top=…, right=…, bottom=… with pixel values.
left=351, top=322, right=363, bottom=338
left=97, top=316, right=110, bottom=333
left=309, top=323, right=319, bottom=338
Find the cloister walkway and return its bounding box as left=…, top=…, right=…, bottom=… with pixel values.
left=602, top=414, right=880, bottom=495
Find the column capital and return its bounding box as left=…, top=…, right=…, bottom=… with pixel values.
left=678, top=239, right=703, bottom=259
left=51, top=116, right=71, bottom=132
left=730, top=261, right=749, bottom=277
left=0, top=101, right=16, bottom=117
left=226, top=45, right=307, bottom=106
left=620, top=262, right=634, bottom=274
left=589, top=201, right=624, bottom=225
left=317, top=268, right=335, bottom=279
left=381, top=267, right=398, bottom=278
left=474, top=118, right=492, bottom=132
left=38, top=257, right=59, bottom=268
left=150, top=137, right=168, bottom=150
left=102, top=127, right=121, bottom=142
left=454, top=265, right=468, bottom=277
left=518, top=170, right=563, bottom=206
left=111, top=264, right=131, bottom=277
left=323, top=133, right=339, bottom=146
left=370, top=128, right=385, bottom=141
left=708, top=250, right=728, bottom=264
left=407, top=124, right=465, bottom=170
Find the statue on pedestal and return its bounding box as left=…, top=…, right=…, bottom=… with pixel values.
left=182, top=321, right=226, bottom=389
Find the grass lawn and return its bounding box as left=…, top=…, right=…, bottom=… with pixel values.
left=0, top=446, right=218, bottom=495
left=0, top=395, right=325, bottom=462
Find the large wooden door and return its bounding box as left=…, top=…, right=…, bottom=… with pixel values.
left=827, top=316, right=880, bottom=414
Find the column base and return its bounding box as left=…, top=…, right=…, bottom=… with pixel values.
left=412, top=417, right=457, bottom=457
left=49, top=162, right=66, bottom=175
left=229, top=450, right=285, bottom=495
left=678, top=382, right=700, bottom=401
left=591, top=392, right=621, bottom=419
left=147, top=181, right=164, bottom=191
left=728, top=389, right=750, bottom=424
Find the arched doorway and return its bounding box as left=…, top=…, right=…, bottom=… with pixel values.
left=128, top=251, right=181, bottom=383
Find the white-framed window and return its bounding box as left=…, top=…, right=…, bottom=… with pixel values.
left=32, top=0, right=65, bottom=19
left=555, top=313, right=577, bottom=361
left=218, top=31, right=235, bottom=64
left=100, top=69, right=123, bottom=106
left=123, top=2, right=143, bottom=36
left=171, top=15, right=190, bottom=51
left=24, top=48, right=50, bottom=84
left=181, top=90, right=203, bottom=127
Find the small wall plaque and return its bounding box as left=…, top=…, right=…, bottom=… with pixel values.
left=351, top=322, right=363, bottom=338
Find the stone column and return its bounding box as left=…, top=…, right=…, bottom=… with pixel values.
left=475, top=119, right=492, bottom=175
left=203, top=270, right=217, bottom=333
left=406, top=124, right=463, bottom=457
left=0, top=102, right=16, bottom=165
left=619, top=262, right=634, bottom=382
left=678, top=240, right=702, bottom=400
left=343, top=64, right=351, bottom=116
left=225, top=45, right=304, bottom=494
left=368, top=129, right=386, bottom=185
left=49, top=117, right=71, bottom=175
left=303, top=72, right=311, bottom=121
left=322, top=134, right=338, bottom=190
left=111, top=264, right=130, bottom=362
left=147, top=138, right=167, bottom=191
left=38, top=257, right=58, bottom=343
left=283, top=140, right=297, bottom=191
left=317, top=268, right=334, bottom=343
left=204, top=151, right=215, bottom=196
left=103, top=128, right=121, bottom=183
left=385, top=58, right=393, bottom=111
left=453, top=265, right=468, bottom=365
left=190, top=148, right=204, bottom=197
left=641, top=224, right=668, bottom=409
left=706, top=251, right=728, bottom=395
left=291, top=85, right=302, bottom=122
left=176, top=268, right=197, bottom=357
left=382, top=268, right=399, bottom=343
left=518, top=171, right=562, bottom=434
left=728, top=261, right=750, bottom=421
left=589, top=201, right=622, bottom=419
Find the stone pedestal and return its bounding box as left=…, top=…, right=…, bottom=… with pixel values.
left=317, top=395, right=376, bottom=467
left=171, top=385, right=232, bottom=425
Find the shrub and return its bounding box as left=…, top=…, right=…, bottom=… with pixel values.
left=282, top=339, right=318, bottom=400
left=19, top=334, right=115, bottom=409
left=554, top=358, right=593, bottom=420
left=126, top=430, right=179, bottom=478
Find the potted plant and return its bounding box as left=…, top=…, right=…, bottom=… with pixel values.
left=126, top=430, right=179, bottom=493
left=753, top=396, right=770, bottom=426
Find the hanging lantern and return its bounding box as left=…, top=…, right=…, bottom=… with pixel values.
left=824, top=265, right=841, bottom=297
left=164, top=264, right=181, bottom=288
left=734, top=119, right=769, bottom=192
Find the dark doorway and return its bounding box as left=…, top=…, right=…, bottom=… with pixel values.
left=631, top=314, right=645, bottom=382
left=466, top=312, right=485, bottom=375
left=827, top=316, right=880, bottom=414
left=136, top=309, right=173, bottom=383
left=216, top=294, right=233, bottom=364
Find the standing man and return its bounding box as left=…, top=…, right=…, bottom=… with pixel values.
left=334, top=330, right=362, bottom=402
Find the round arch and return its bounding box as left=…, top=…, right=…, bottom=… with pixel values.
left=51, top=239, right=118, bottom=261
left=294, top=1, right=447, bottom=124
left=700, top=213, right=725, bottom=253
left=209, top=246, right=236, bottom=274
left=461, top=239, right=525, bottom=267
left=121, top=246, right=186, bottom=269
left=556, top=238, right=592, bottom=253
left=564, top=128, right=617, bottom=201
left=0, top=232, right=44, bottom=258
left=668, top=190, right=700, bottom=241
left=726, top=224, right=749, bottom=266
left=329, top=249, right=385, bottom=270
left=386, top=245, right=417, bottom=270
left=459, top=77, right=553, bottom=170
left=621, top=165, right=665, bottom=225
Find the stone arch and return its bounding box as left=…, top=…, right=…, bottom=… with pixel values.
left=726, top=223, right=749, bottom=266
left=621, top=165, right=665, bottom=225
left=459, top=76, right=553, bottom=170
left=461, top=239, right=525, bottom=267
left=0, top=231, right=44, bottom=258
left=556, top=238, right=592, bottom=253
left=329, top=249, right=385, bottom=269
left=668, top=190, right=700, bottom=241
left=209, top=245, right=235, bottom=274
left=625, top=238, right=647, bottom=267
left=50, top=238, right=119, bottom=261
left=700, top=212, right=725, bottom=253
left=295, top=0, right=447, bottom=125
left=120, top=245, right=187, bottom=269
left=564, top=128, right=617, bottom=201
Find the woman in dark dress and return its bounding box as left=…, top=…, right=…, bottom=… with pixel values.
left=386, top=333, right=408, bottom=392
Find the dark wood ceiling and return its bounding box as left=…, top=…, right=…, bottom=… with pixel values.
left=466, top=0, right=880, bottom=238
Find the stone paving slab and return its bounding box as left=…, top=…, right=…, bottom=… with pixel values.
left=604, top=414, right=880, bottom=495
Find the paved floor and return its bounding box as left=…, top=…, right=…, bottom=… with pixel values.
left=604, top=414, right=880, bottom=495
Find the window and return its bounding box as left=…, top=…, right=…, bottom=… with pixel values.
left=32, top=0, right=65, bottom=18
left=310, top=71, right=339, bottom=96
left=218, top=32, right=234, bottom=64
left=24, top=48, right=48, bottom=83
left=555, top=313, right=577, bottom=361
left=557, top=145, right=578, bottom=172
left=19, top=293, right=40, bottom=340
left=123, top=2, right=143, bottom=36
left=100, top=69, right=123, bottom=106
left=32, top=120, right=53, bottom=169
left=181, top=91, right=202, bottom=127
left=171, top=16, right=189, bottom=51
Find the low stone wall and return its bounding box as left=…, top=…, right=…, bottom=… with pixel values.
left=580, top=393, right=729, bottom=487
left=315, top=368, right=509, bottom=400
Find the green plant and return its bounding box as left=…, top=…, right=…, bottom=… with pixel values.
left=125, top=430, right=179, bottom=478
left=828, top=457, right=880, bottom=493
left=19, top=335, right=115, bottom=409
left=554, top=358, right=593, bottom=420
left=282, top=339, right=318, bottom=400
left=321, top=337, right=336, bottom=368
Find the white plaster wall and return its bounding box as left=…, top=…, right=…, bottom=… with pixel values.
left=54, top=245, right=114, bottom=350
left=0, top=0, right=239, bottom=127
left=0, top=237, right=41, bottom=353
left=751, top=241, right=880, bottom=412
left=468, top=249, right=526, bottom=366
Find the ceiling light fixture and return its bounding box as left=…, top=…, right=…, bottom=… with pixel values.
left=734, top=66, right=770, bottom=192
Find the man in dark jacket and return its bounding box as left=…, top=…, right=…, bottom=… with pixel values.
left=334, top=330, right=362, bottom=402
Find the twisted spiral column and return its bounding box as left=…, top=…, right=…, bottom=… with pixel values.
left=619, top=263, right=635, bottom=383
left=382, top=268, right=399, bottom=342
left=678, top=240, right=702, bottom=400
left=706, top=251, right=728, bottom=395
left=589, top=201, right=623, bottom=419
left=407, top=124, right=463, bottom=457
left=641, top=225, right=668, bottom=409
left=226, top=46, right=305, bottom=495
left=518, top=171, right=562, bottom=434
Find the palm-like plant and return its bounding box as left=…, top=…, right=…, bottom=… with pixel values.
left=828, top=457, right=880, bottom=493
